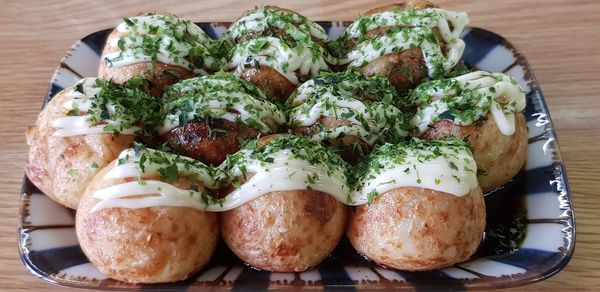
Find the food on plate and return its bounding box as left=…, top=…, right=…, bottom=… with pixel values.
left=287, top=70, right=409, bottom=162
left=160, top=72, right=286, bottom=165
left=334, top=0, right=469, bottom=91
left=347, top=138, right=486, bottom=271
left=224, top=6, right=335, bottom=102
left=26, top=3, right=535, bottom=284
left=99, top=13, right=226, bottom=96
left=76, top=147, right=223, bottom=283
left=25, top=77, right=161, bottom=209
left=408, top=71, right=527, bottom=191
left=219, top=135, right=348, bottom=272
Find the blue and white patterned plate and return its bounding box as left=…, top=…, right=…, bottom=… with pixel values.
left=19, top=22, right=575, bottom=290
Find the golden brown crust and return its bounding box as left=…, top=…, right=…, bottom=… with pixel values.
left=76, top=162, right=219, bottom=283
left=221, top=190, right=347, bottom=272
left=420, top=112, right=528, bottom=192
left=359, top=48, right=429, bottom=93
left=345, top=1, right=444, bottom=92
left=98, top=26, right=196, bottom=96
left=239, top=65, right=296, bottom=102
left=163, top=118, right=264, bottom=166
left=25, top=88, right=134, bottom=209
left=347, top=186, right=485, bottom=271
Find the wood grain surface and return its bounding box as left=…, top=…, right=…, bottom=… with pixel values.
left=1, top=0, right=598, bottom=290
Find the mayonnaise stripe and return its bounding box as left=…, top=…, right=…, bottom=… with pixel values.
left=89, top=139, right=478, bottom=213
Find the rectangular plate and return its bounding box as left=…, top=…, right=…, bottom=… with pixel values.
left=19, top=22, right=575, bottom=290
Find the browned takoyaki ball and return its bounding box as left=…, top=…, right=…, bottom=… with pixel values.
left=347, top=186, right=485, bottom=271
left=359, top=48, right=429, bottom=94
left=341, top=0, right=448, bottom=92
left=220, top=135, right=348, bottom=272
left=227, top=6, right=331, bottom=102
left=221, top=189, right=347, bottom=272
left=98, top=12, right=200, bottom=96
left=98, top=33, right=196, bottom=95
left=25, top=86, right=134, bottom=209
left=420, top=112, right=528, bottom=192
left=76, top=161, right=219, bottom=283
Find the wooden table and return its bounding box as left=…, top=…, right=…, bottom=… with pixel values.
left=1, top=0, right=598, bottom=290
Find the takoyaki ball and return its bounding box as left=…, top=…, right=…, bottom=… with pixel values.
left=287, top=70, right=409, bottom=163
left=25, top=78, right=159, bottom=209
left=336, top=1, right=469, bottom=92
left=221, top=189, right=347, bottom=272
left=347, top=139, right=485, bottom=271
left=228, top=6, right=330, bottom=46
left=421, top=112, right=528, bottom=192
left=359, top=48, right=429, bottom=95
left=220, top=135, right=349, bottom=272
left=99, top=13, right=223, bottom=96
left=225, top=7, right=334, bottom=102
left=76, top=148, right=220, bottom=283
left=410, top=71, right=528, bottom=192
left=160, top=73, right=286, bottom=165
left=225, top=36, right=333, bottom=102
left=348, top=186, right=485, bottom=271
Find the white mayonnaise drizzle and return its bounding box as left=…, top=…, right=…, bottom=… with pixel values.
left=160, top=76, right=286, bottom=134
left=90, top=148, right=224, bottom=213
left=343, top=8, right=468, bottom=43
left=339, top=8, right=469, bottom=77
left=104, top=15, right=218, bottom=75
left=412, top=71, right=526, bottom=136
left=350, top=142, right=478, bottom=204
left=89, top=139, right=478, bottom=213
left=224, top=37, right=331, bottom=85
left=89, top=146, right=349, bottom=213
left=102, top=149, right=217, bottom=184
left=52, top=78, right=140, bottom=137
left=288, top=79, right=406, bottom=145
left=220, top=149, right=349, bottom=208
left=228, top=6, right=329, bottom=43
